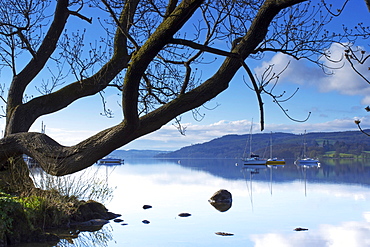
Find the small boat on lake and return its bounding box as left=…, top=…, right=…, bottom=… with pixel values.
left=295, top=157, right=320, bottom=167
left=97, top=157, right=124, bottom=165
left=295, top=130, right=320, bottom=167
left=240, top=120, right=267, bottom=166
left=266, top=157, right=286, bottom=165
left=242, top=154, right=267, bottom=165
left=266, top=132, right=285, bottom=166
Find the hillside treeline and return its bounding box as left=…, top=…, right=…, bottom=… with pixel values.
left=158, top=130, right=370, bottom=159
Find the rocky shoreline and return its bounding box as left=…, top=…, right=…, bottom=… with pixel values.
left=1, top=189, right=234, bottom=246
left=0, top=197, right=120, bottom=247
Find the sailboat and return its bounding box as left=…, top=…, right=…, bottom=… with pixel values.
left=295, top=130, right=320, bottom=167
left=240, top=120, right=266, bottom=166
left=97, top=156, right=124, bottom=165
left=266, top=132, right=285, bottom=166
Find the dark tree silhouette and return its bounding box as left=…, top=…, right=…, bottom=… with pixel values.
left=0, top=0, right=368, bottom=192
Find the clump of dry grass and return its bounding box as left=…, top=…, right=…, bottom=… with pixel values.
left=30, top=166, right=115, bottom=204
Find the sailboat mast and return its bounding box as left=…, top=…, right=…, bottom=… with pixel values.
left=270, top=131, right=272, bottom=159
left=303, top=130, right=307, bottom=158
left=249, top=119, right=253, bottom=157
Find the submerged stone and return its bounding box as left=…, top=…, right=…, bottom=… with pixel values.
left=294, top=227, right=308, bottom=231
left=178, top=213, right=191, bottom=217
left=215, top=232, right=234, bottom=236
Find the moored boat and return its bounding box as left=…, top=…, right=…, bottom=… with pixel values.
left=266, top=132, right=285, bottom=166
left=266, top=158, right=285, bottom=165
left=295, top=157, right=320, bottom=167
left=240, top=120, right=266, bottom=166
left=295, top=130, right=319, bottom=167
left=97, top=157, right=124, bottom=165
left=242, top=154, right=267, bottom=165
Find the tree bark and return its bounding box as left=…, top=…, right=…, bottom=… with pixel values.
left=0, top=1, right=308, bottom=176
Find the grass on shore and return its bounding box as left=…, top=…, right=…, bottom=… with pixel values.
left=0, top=166, right=115, bottom=246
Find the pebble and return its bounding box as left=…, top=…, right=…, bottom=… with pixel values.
left=294, top=227, right=308, bottom=231
left=215, top=232, right=234, bottom=236
left=178, top=213, right=191, bottom=217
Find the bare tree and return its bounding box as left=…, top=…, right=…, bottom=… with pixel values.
left=365, top=0, right=370, bottom=11
left=0, top=0, right=368, bottom=191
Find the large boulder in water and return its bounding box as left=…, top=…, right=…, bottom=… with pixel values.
left=71, top=200, right=120, bottom=222
left=209, top=189, right=232, bottom=203
left=208, top=189, right=232, bottom=212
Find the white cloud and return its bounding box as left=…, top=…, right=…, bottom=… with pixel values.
left=362, top=95, right=370, bottom=105
left=252, top=221, right=370, bottom=247
left=39, top=127, right=99, bottom=146
left=319, top=44, right=370, bottom=97
left=123, top=116, right=370, bottom=150
left=254, top=53, right=322, bottom=86
left=121, top=119, right=254, bottom=150
left=33, top=115, right=370, bottom=151
left=254, top=43, right=370, bottom=103
left=266, top=117, right=368, bottom=134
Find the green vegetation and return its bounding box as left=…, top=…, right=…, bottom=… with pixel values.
left=0, top=190, right=63, bottom=245
left=0, top=192, right=21, bottom=242
left=0, top=167, right=115, bottom=246
left=321, top=151, right=365, bottom=159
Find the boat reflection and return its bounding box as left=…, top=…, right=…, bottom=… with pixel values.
left=242, top=164, right=268, bottom=174
left=296, top=162, right=321, bottom=196
left=241, top=165, right=269, bottom=210
left=241, top=164, right=287, bottom=208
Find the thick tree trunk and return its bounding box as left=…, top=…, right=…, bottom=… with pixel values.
left=0, top=156, right=35, bottom=194
left=0, top=0, right=305, bottom=178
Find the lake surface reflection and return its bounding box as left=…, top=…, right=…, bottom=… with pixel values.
left=33, top=159, right=370, bottom=246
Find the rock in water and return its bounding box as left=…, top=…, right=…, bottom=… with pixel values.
left=294, top=227, right=308, bottom=231
left=72, top=200, right=121, bottom=222
left=143, top=205, right=152, bottom=209
left=209, top=189, right=232, bottom=203
left=178, top=213, right=191, bottom=217
left=215, top=232, right=234, bottom=236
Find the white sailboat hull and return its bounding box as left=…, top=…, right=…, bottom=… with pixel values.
left=241, top=158, right=267, bottom=165
left=295, top=158, right=320, bottom=167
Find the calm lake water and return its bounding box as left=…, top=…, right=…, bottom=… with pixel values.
left=26, top=158, right=370, bottom=246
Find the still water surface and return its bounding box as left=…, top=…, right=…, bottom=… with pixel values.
left=30, top=158, right=370, bottom=246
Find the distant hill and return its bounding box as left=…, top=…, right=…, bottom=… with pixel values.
left=156, top=130, right=370, bottom=159
left=111, top=149, right=170, bottom=159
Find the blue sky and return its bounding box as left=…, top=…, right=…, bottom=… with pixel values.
left=1, top=0, right=370, bottom=151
